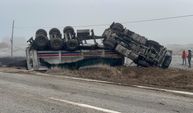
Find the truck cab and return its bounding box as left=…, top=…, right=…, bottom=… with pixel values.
left=102, top=22, right=172, bottom=68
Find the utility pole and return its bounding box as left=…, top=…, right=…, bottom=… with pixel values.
left=11, top=20, right=14, bottom=57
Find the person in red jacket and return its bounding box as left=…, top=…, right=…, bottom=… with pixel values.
left=182, top=50, right=187, bottom=65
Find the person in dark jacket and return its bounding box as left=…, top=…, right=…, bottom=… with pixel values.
left=187, top=50, right=192, bottom=68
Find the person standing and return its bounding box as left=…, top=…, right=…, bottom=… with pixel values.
left=187, top=50, right=192, bottom=68
left=182, top=50, right=187, bottom=65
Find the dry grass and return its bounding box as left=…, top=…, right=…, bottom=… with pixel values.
left=46, top=66, right=193, bottom=91
left=0, top=65, right=193, bottom=91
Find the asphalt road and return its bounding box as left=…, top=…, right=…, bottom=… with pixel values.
left=0, top=72, right=193, bottom=113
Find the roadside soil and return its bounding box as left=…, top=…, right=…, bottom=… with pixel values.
left=0, top=66, right=193, bottom=92
left=46, top=66, right=193, bottom=92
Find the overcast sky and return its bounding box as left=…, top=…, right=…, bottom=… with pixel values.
left=1, top=0, right=193, bottom=45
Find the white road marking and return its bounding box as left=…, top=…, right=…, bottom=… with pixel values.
left=134, top=85, right=193, bottom=96
left=62, top=76, right=114, bottom=84
left=49, top=97, right=121, bottom=113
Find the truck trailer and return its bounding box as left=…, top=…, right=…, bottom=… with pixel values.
left=26, top=27, right=124, bottom=70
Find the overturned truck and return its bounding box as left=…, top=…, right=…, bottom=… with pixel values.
left=26, top=22, right=172, bottom=70
left=103, top=23, right=172, bottom=68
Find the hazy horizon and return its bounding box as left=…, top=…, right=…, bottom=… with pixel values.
left=1, top=0, right=193, bottom=45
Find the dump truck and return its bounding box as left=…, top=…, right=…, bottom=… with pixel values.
left=102, top=22, right=172, bottom=68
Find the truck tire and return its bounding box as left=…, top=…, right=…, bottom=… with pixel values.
left=36, top=29, right=47, bottom=37
left=63, top=26, right=75, bottom=41
left=110, top=23, right=124, bottom=32
left=103, top=39, right=117, bottom=50
left=49, top=28, right=62, bottom=39
left=34, top=35, right=49, bottom=50
left=50, top=38, right=63, bottom=50
left=161, top=55, right=172, bottom=69
left=66, top=39, right=79, bottom=51
left=63, top=26, right=75, bottom=34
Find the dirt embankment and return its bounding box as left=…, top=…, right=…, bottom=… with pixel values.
left=0, top=65, right=193, bottom=92
left=46, top=66, right=193, bottom=91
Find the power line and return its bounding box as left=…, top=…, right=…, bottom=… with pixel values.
left=123, top=14, right=193, bottom=24
left=73, top=14, right=193, bottom=27
left=14, top=14, right=193, bottom=29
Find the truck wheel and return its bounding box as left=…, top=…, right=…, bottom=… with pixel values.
left=66, top=39, right=79, bottom=51
left=103, top=39, right=117, bottom=50
left=36, top=29, right=47, bottom=37
left=110, top=23, right=124, bottom=32
left=50, top=38, right=63, bottom=50
left=49, top=28, right=62, bottom=39
left=161, top=55, right=172, bottom=69
left=63, top=26, right=75, bottom=34
left=34, top=35, right=49, bottom=50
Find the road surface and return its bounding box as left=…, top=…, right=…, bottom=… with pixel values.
left=0, top=72, right=192, bottom=113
